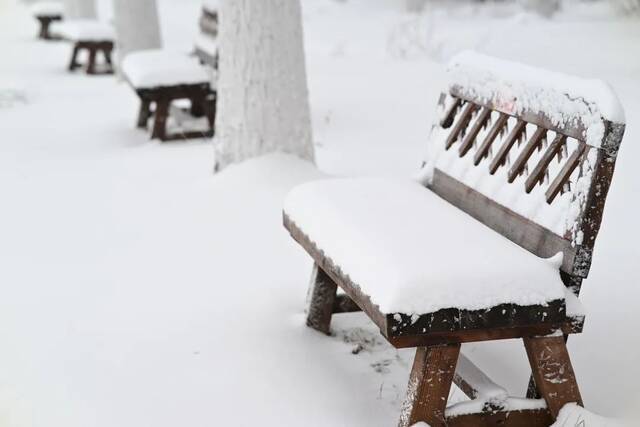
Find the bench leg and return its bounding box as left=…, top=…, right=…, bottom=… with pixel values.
left=137, top=99, right=152, bottom=129
left=526, top=333, right=571, bottom=400
left=399, top=344, right=460, bottom=427
left=68, top=45, right=81, bottom=71
left=189, top=95, right=205, bottom=117
left=204, top=94, right=217, bottom=135
left=526, top=374, right=541, bottom=399
left=151, top=99, right=170, bottom=141
left=86, top=47, right=97, bottom=75
left=103, top=47, right=113, bottom=72
left=38, top=19, right=48, bottom=39
left=524, top=335, right=583, bottom=419
left=305, top=264, right=337, bottom=335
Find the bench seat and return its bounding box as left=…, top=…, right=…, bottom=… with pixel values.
left=121, top=49, right=211, bottom=89
left=30, top=1, right=64, bottom=17
left=30, top=1, right=64, bottom=40
left=284, top=178, right=568, bottom=321
left=55, top=20, right=115, bottom=42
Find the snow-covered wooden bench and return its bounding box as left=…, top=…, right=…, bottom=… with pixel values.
left=283, top=52, right=626, bottom=426
left=56, top=20, right=115, bottom=74
left=116, top=3, right=218, bottom=141
left=30, top=1, right=64, bottom=40
left=121, top=50, right=216, bottom=141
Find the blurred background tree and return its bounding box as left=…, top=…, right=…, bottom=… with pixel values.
left=112, top=0, right=162, bottom=69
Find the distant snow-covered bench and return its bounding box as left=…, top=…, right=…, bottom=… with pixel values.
left=29, top=1, right=64, bottom=40
left=56, top=20, right=115, bottom=75
left=284, top=51, right=626, bottom=426
left=121, top=49, right=215, bottom=141
left=119, top=5, right=218, bottom=142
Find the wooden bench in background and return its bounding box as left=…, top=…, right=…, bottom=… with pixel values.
left=56, top=20, right=115, bottom=75
left=194, top=3, right=218, bottom=68
left=283, top=52, right=625, bottom=426
left=30, top=1, right=64, bottom=40
left=121, top=50, right=216, bottom=141
left=120, top=7, right=218, bottom=142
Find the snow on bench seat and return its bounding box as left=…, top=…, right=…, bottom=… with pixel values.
left=55, top=20, right=115, bottom=42
left=284, top=178, right=566, bottom=316
left=29, top=1, right=63, bottom=16
left=121, top=49, right=211, bottom=89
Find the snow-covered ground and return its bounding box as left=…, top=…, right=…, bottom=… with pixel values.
left=0, top=0, right=639, bottom=425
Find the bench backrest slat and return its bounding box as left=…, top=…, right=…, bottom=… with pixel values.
left=423, top=53, right=625, bottom=278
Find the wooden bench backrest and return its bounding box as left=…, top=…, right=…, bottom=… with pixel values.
left=199, top=7, right=218, bottom=38
left=424, top=52, right=625, bottom=280
left=195, top=6, right=218, bottom=68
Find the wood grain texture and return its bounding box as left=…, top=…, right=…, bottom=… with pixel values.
left=525, top=133, right=566, bottom=193
left=546, top=143, right=586, bottom=203
left=446, top=102, right=477, bottom=149
left=399, top=344, right=460, bottom=427
left=429, top=169, right=578, bottom=275
left=305, top=264, right=337, bottom=335
left=524, top=335, right=583, bottom=418
left=473, top=112, right=509, bottom=166
left=508, top=126, right=547, bottom=183
left=489, top=119, right=526, bottom=175
left=459, top=107, right=492, bottom=157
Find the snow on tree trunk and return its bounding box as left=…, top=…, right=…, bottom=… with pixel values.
left=214, top=0, right=315, bottom=171
left=113, top=0, right=162, bottom=66
left=518, top=0, right=560, bottom=17
left=63, top=0, right=97, bottom=19
left=406, top=0, right=427, bottom=13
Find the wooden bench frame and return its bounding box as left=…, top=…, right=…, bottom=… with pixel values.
left=68, top=40, right=114, bottom=75
left=285, top=83, right=625, bottom=425
left=35, top=14, right=63, bottom=40
left=134, top=83, right=216, bottom=142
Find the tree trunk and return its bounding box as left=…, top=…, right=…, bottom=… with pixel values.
left=63, top=0, right=97, bottom=19
left=406, top=0, right=427, bottom=13
left=112, top=0, right=162, bottom=66
left=214, top=0, right=315, bottom=171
